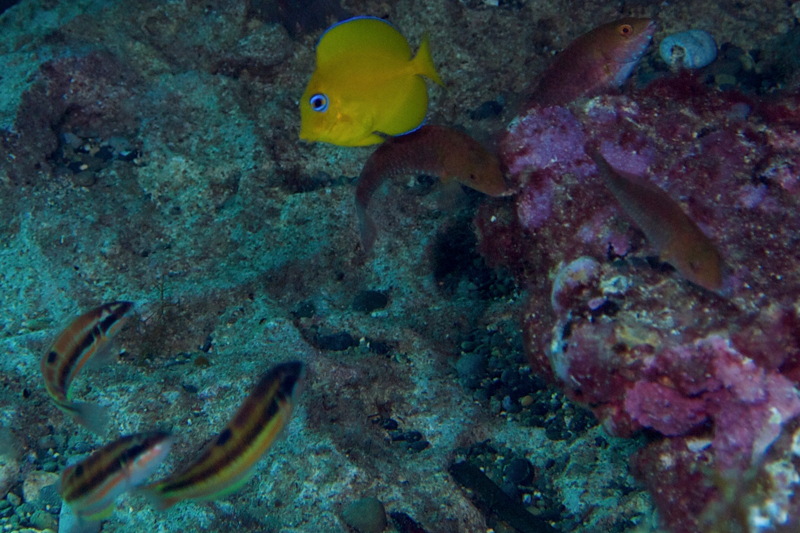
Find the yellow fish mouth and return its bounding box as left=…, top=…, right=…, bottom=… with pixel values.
left=301, top=110, right=372, bottom=146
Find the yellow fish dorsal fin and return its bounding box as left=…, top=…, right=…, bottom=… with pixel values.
left=316, top=17, right=411, bottom=65
left=413, top=32, right=444, bottom=87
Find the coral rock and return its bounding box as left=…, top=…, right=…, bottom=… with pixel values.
left=476, top=72, right=800, bottom=530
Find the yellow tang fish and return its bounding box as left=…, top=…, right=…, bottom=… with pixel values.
left=299, top=16, right=444, bottom=147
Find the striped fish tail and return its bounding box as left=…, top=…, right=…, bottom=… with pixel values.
left=139, top=484, right=179, bottom=511
left=58, top=401, right=109, bottom=435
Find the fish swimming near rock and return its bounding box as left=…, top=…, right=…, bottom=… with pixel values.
left=40, top=301, right=135, bottom=433
left=590, top=151, right=724, bottom=291
left=300, top=16, right=444, bottom=146
left=143, top=361, right=304, bottom=509
left=355, top=125, right=509, bottom=251
left=59, top=431, right=174, bottom=521
left=525, top=18, right=656, bottom=108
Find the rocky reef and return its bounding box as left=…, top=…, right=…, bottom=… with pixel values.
left=477, top=70, right=800, bottom=531
left=1, top=0, right=799, bottom=532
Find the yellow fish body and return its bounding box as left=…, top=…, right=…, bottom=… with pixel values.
left=299, top=16, right=443, bottom=147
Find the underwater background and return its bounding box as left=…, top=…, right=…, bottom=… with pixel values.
left=1, top=0, right=800, bottom=532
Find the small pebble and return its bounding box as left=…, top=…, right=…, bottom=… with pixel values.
left=500, top=481, right=520, bottom=499
left=504, top=457, right=534, bottom=485
left=390, top=430, right=421, bottom=442
left=568, top=408, right=597, bottom=434
left=352, top=290, right=389, bottom=313
left=367, top=339, right=391, bottom=355
left=22, top=471, right=59, bottom=503
left=469, top=100, right=503, bottom=120
left=408, top=440, right=430, bottom=452
left=545, top=417, right=569, bottom=441
left=403, top=431, right=423, bottom=443
left=455, top=351, right=486, bottom=389
left=379, top=418, right=398, bottom=431
left=117, top=149, right=140, bottom=162
left=715, top=73, right=737, bottom=90
left=29, top=509, right=58, bottom=530
left=15, top=501, right=36, bottom=518
left=342, top=497, right=387, bottom=533
left=71, top=170, right=98, bottom=188
left=292, top=300, right=315, bottom=319
left=192, top=355, right=211, bottom=369
left=7, top=492, right=21, bottom=506
left=316, top=332, right=357, bottom=351
left=502, top=395, right=521, bottom=414
left=69, top=441, right=94, bottom=454
left=37, top=435, right=57, bottom=450
left=35, top=485, right=62, bottom=510
left=500, top=368, right=518, bottom=385
left=61, top=132, right=82, bottom=149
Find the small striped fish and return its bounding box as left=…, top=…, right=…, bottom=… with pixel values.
left=40, top=301, right=135, bottom=433
left=59, top=431, right=174, bottom=521
left=144, top=360, right=304, bottom=509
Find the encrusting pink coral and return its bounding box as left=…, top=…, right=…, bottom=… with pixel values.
left=476, top=64, right=800, bottom=533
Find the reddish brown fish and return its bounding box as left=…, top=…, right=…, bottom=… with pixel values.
left=526, top=18, right=656, bottom=108
left=355, top=125, right=508, bottom=251
left=590, top=151, right=723, bottom=291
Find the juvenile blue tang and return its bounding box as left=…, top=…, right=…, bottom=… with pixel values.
left=299, top=16, right=444, bottom=146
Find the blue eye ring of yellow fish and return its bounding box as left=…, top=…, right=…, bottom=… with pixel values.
left=309, top=93, right=329, bottom=112
left=299, top=16, right=444, bottom=147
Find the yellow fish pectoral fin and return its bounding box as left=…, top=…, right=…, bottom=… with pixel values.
left=329, top=119, right=383, bottom=146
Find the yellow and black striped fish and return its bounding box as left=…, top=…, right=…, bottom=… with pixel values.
left=40, top=301, right=135, bottom=433
left=59, top=431, right=174, bottom=521
left=144, top=360, right=304, bottom=509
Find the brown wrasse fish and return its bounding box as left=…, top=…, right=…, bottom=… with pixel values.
left=40, top=301, right=135, bottom=433
left=59, top=431, right=173, bottom=521
left=143, top=361, right=304, bottom=509
left=590, top=151, right=724, bottom=291
left=355, top=125, right=508, bottom=251
left=525, top=18, right=656, bottom=108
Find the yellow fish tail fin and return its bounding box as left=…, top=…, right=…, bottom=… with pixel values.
left=413, top=33, right=444, bottom=87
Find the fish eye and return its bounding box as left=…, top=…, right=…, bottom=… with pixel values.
left=309, top=93, right=329, bottom=112
left=619, top=24, right=633, bottom=36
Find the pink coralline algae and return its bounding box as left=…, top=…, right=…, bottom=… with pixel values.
left=476, top=72, right=800, bottom=532
left=623, top=381, right=708, bottom=437
left=623, top=335, right=800, bottom=470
